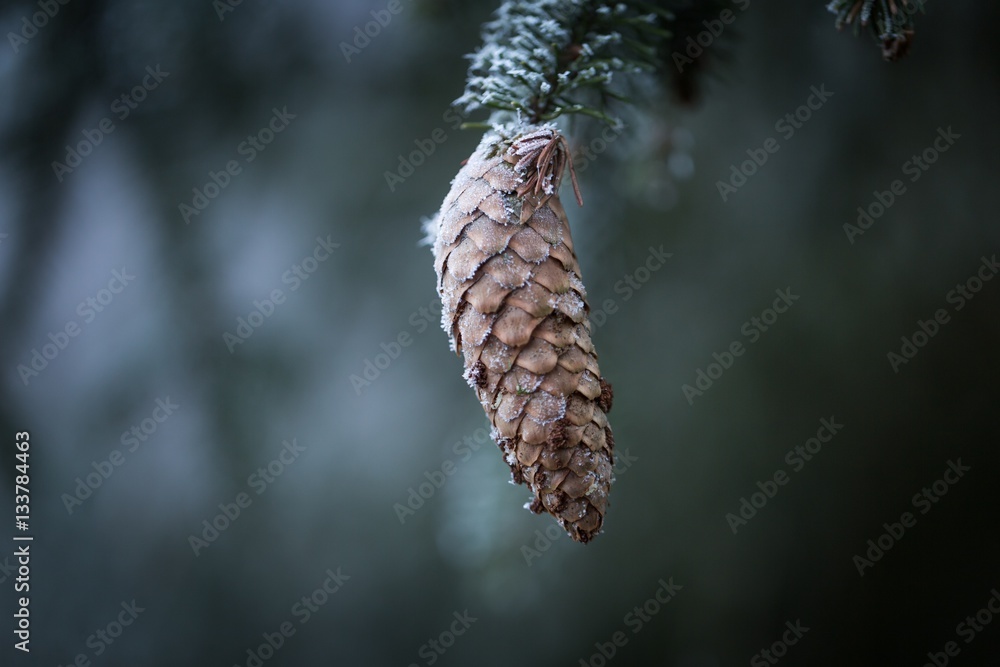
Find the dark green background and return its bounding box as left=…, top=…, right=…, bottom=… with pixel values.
left=1, top=1, right=998, bottom=665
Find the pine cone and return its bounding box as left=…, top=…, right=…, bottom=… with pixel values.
left=429, top=126, right=615, bottom=543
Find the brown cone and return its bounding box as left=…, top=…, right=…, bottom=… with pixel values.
left=430, top=126, right=614, bottom=543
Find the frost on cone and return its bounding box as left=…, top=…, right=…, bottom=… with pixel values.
left=428, top=126, right=615, bottom=543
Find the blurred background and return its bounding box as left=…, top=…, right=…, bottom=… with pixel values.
left=1, top=1, right=999, bottom=665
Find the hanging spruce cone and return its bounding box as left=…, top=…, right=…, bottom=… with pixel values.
left=429, top=126, right=615, bottom=543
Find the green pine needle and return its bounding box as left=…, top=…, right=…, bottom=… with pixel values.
left=455, top=1, right=677, bottom=131
left=827, top=0, right=925, bottom=61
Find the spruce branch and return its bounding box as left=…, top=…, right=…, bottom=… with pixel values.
left=827, top=0, right=925, bottom=61
left=456, top=1, right=692, bottom=131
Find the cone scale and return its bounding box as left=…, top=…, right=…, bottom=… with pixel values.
left=429, top=127, right=615, bottom=543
